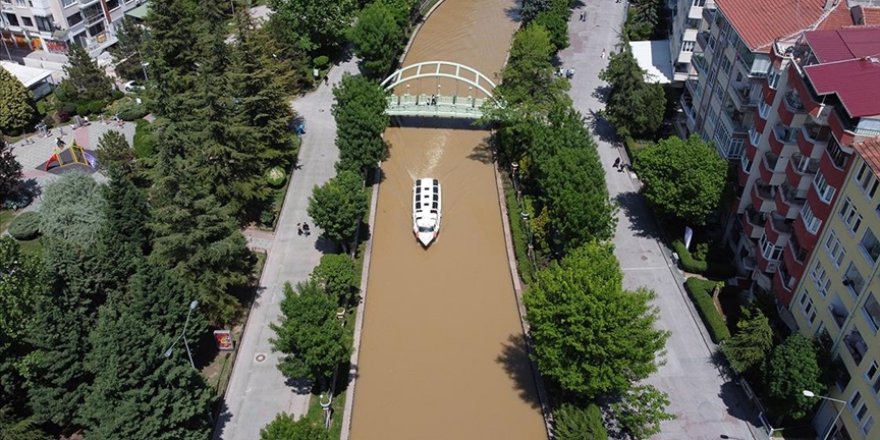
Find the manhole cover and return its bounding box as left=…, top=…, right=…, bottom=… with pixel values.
left=255, top=353, right=267, bottom=363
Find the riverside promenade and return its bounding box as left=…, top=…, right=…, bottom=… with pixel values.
left=559, top=1, right=762, bottom=439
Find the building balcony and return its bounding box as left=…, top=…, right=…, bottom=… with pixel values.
left=692, top=53, right=708, bottom=77
left=792, top=206, right=820, bottom=251
left=737, top=159, right=751, bottom=187
left=783, top=235, right=808, bottom=280
left=772, top=266, right=797, bottom=306
left=722, top=106, right=751, bottom=134
left=785, top=154, right=818, bottom=188
left=742, top=207, right=767, bottom=239
left=731, top=84, right=758, bottom=110
left=844, top=329, right=867, bottom=366
left=818, top=142, right=850, bottom=190
left=759, top=152, right=785, bottom=185
left=764, top=215, right=792, bottom=245
left=752, top=180, right=776, bottom=213
left=796, top=124, right=827, bottom=158
left=755, top=248, right=780, bottom=274
left=761, top=79, right=777, bottom=107
left=774, top=181, right=805, bottom=218
left=828, top=109, right=856, bottom=147
left=702, top=5, right=715, bottom=22
left=754, top=268, right=773, bottom=290
left=680, top=93, right=697, bottom=129
left=696, top=31, right=710, bottom=51
left=777, top=90, right=807, bottom=127
left=786, top=66, right=819, bottom=114
left=753, top=106, right=768, bottom=134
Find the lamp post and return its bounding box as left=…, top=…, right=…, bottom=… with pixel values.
left=164, top=300, right=199, bottom=370
left=141, top=61, right=149, bottom=82
left=803, top=389, right=846, bottom=440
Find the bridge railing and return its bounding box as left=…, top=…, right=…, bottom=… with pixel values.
left=386, top=93, right=487, bottom=118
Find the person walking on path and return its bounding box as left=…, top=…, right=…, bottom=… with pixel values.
left=297, top=223, right=303, bottom=236
left=601, top=48, right=606, bottom=59
left=302, top=223, right=311, bottom=237
left=613, top=157, right=621, bottom=170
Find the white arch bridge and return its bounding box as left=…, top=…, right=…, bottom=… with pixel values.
left=380, top=61, right=499, bottom=119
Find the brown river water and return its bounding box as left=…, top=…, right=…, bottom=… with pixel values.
left=349, top=0, right=548, bottom=438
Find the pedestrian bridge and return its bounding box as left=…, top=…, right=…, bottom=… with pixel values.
left=380, top=61, right=499, bottom=119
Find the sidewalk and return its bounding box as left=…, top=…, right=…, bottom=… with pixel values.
left=559, top=2, right=760, bottom=439
left=213, top=57, right=359, bottom=440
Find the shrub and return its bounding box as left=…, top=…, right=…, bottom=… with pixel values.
left=8, top=211, right=41, bottom=240
left=672, top=240, right=707, bottom=273
left=265, top=166, right=287, bottom=188
left=87, top=100, right=105, bottom=115
left=313, top=55, right=329, bottom=69
left=118, top=107, right=148, bottom=121
left=506, top=184, right=533, bottom=284
left=133, top=119, right=155, bottom=158
left=684, top=278, right=730, bottom=343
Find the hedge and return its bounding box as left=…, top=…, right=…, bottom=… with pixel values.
left=8, top=211, right=41, bottom=240
left=672, top=240, right=737, bottom=278
left=505, top=184, right=533, bottom=284
left=684, top=277, right=730, bottom=343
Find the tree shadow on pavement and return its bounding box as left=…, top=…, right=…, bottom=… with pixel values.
left=210, top=400, right=232, bottom=440
left=614, top=192, right=663, bottom=240
left=718, top=381, right=763, bottom=430
left=284, top=376, right=314, bottom=395
left=588, top=111, right=619, bottom=144
left=592, top=84, right=612, bottom=103
left=495, top=333, right=543, bottom=410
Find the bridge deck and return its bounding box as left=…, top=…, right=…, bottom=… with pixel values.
left=386, top=94, right=486, bottom=119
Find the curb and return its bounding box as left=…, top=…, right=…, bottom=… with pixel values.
left=492, top=160, right=554, bottom=439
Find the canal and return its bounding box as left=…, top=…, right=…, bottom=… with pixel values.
left=348, top=0, right=548, bottom=438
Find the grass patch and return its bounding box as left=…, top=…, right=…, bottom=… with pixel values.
left=16, top=237, right=43, bottom=256
left=0, top=209, right=15, bottom=232
left=684, top=277, right=731, bottom=343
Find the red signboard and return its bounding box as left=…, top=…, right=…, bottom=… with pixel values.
left=213, top=330, right=234, bottom=351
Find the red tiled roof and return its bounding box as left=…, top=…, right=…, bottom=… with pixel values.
left=854, top=5, right=880, bottom=24
left=806, top=27, right=880, bottom=62
left=715, top=0, right=853, bottom=52
left=853, top=136, right=880, bottom=176
left=804, top=57, right=880, bottom=117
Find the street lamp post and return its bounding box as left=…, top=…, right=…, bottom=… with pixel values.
left=803, top=389, right=847, bottom=440
left=164, top=300, right=199, bottom=370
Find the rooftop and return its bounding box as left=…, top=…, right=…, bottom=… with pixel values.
left=715, top=0, right=853, bottom=52
left=853, top=4, right=880, bottom=23
left=802, top=27, right=880, bottom=118
left=806, top=26, right=880, bottom=62
left=853, top=136, right=880, bottom=175
left=0, top=61, right=54, bottom=88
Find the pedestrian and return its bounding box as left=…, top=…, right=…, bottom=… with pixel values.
left=303, top=223, right=311, bottom=236
left=613, top=157, right=621, bottom=170
left=56, top=136, right=65, bottom=148
left=579, top=11, right=585, bottom=21
left=297, top=223, right=303, bottom=236
left=601, top=48, right=606, bottom=59
left=324, top=75, right=329, bottom=86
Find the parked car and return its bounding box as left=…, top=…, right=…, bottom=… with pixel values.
left=122, top=81, right=144, bottom=93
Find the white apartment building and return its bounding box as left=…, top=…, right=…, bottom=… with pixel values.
left=668, top=0, right=715, bottom=83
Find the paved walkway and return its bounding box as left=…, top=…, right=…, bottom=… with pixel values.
left=213, top=56, right=359, bottom=440
left=560, top=2, right=761, bottom=439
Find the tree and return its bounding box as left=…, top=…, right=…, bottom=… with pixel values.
left=533, top=1, right=570, bottom=51
left=496, top=24, right=566, bottom=108
left=307, top=170, right=367, bottom=251
left=0, top=139, right=23, bottom=206
left=633, top=135, right=727, bottom=226
left=348, top=0, right=405, bottom=77
left=109, top=17, right=147, bottom=81
left=0, top=67, right=36, bottom=135
left=269, top=0, right=357, bottom=54
left=271, top=281, right=351, bottom=388
left=599, top=43, right=665, bottom=139
left=332, top=74, right=390, bottom=173
left=144, top=0, right=202, bottom=117
left=554, top=403, right=608, bottom=440
left=39, top=171, right=107, bottom=247
left=520, top=0, right=553, bottom=22
left=721, top=307, right=773, bottom=373
left=611, top=385, right=675, bottom=440
left=0, top=407, right=49, bottom=440
left=260, top=412, right=330, bottom=440
left=95, top=131, right=137, bottom=181
left=58, top=44, right=114, bottom=103
left=311, top=253, right=359, bottom=305
left=764, top=334, right=824, bottom=419
left=524, top=243, right=669, bottom=399
left=0, top=238, right=50, bottom=412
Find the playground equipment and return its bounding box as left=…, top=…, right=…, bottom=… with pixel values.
left=43, top=141, right=97, bottom=172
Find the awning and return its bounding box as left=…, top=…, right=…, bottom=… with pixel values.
left=126, top=3, right=149, bottom=20
left=629, top=40, right=673, bottom=85
left=1, top=61, right=53, bottom=88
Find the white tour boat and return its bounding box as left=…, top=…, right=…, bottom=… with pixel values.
left=412, top=178, right=442, bottom=247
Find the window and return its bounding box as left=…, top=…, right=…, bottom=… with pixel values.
left=860, top=229, right=880, bottom=265
left=863, top=294, right=880, bottom=334
left=861, top=416, right=874, bottom=436
left=844, top=262, right=865, bottom=298
left=812, top=262, right=831, bottom=297
left=759, top=100, right=771, bottom=119
left=813, top=173, right=836, bottom=203
left=21, top=16, right=32, bottom=27
left=708, top=34, right=716, bottom=50
left=67, top=12, right=82, bottom=26
left=768, top=69, right=781, bottom=89
left=62, top=0, right=76, bottom=6
left=801, top=291, right=817, bottom=324
left=825, top=231, right=846, bottom=267
left=855, top=162, right=880, bottom=198
left=719, top=55, right=732, bottom=75
left=827, top=138, right=850, bottom=169
left=851, top=391, right=862, bottom=410
left=867, top=360, right=879, bottom=383
left=34, top=15, right=53, bottom=33
left=760, top=233, right=784, bottom=261
left=840, top=198, right=863, bottom=235
left=802, top=205, right=822, bottom=234
left=3, top=13, right=19, bottom=27
left=741, top=154, right=752, bottom=173
left=693, top=0, right=706, bottom=6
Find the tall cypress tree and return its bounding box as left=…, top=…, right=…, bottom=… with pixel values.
left=0, top=68, right=37, bottom=135
left=58, top=44, right=114, bottom=103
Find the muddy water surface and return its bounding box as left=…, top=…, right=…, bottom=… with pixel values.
left=349, top=0, right=547, bottom=439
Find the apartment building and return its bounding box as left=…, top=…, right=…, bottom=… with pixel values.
left=0, top=0, right=146, bottom=57
left=790, top=137, right=880, bottom=440
left=668, top=0, right=715, bottom=83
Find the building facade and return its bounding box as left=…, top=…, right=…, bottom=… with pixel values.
left=0, top=0, right=146, bottom=57
left=668, top=0, right=716, bottom=83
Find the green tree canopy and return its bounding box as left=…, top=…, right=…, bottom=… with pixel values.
left=611, top=384, right=675, bottom=440
left=633, top=135, right=727, bottom=226
left=554, top=403, right=608, bottom=440
left=520, top=0, right=553, bottom=22
left=269, top=0, right=356, bottom=54
left=764, top=334, right=825, bottom=419
left=599, top=43, right=665, bottom=139
left=0, top=67, right=36, bottom=135
left=39, top=172, right=107, bottom=246
left=271, top=281, right=350, bottom=388
left=496, top=24, right=566, bottom=108
left=58, top=44, right=114, bottom=103
left=524, top=243, right=669, bottom=399
left=721, top=307, right=773, bottom=373
left=260, top=412, right=330, bottom=440
left=0, top=139, right=23, bottom=206
left=348, top=0, right=405, bottom=77
left=311, top=253, right=360, bottom=305
left=95, top=131, right=137, bottom=181
left=332, top=74, right=390, bottom=173
left=307, top=170, right=367, bottom=251
left=109, top=17, right=147, bottom=81
left=0, top=407, right=49, bottom=440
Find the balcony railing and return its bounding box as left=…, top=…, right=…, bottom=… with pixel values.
left=790, top=154, right=819, bottom=175
left=783, top=90, right=806, bottom=113
left=755, top=181, right=775, bottom=200
left=722, top=105, right=749, bottom=133
left=692, top=54, right=708, bottom=76
left=731, top=84, right=757, bottom=108
left=779, top=181, right=806, bottom=206
left=749, top=126, right=760, bottom=146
